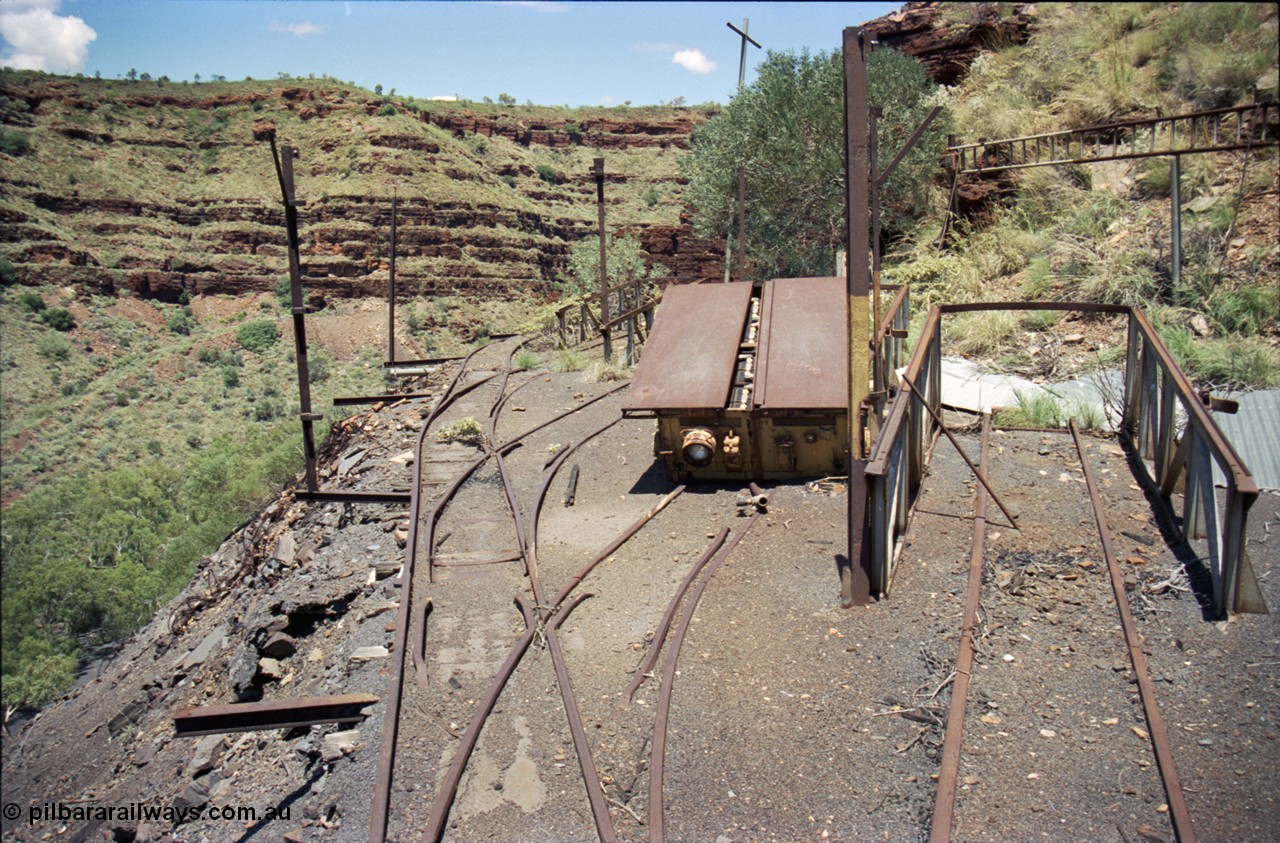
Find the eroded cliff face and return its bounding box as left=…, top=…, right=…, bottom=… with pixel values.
left=863, top=2, right=1036, bottom=86
left=0, top=75, right=726, bottom=303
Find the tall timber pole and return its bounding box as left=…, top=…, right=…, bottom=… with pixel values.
left=387, top=191, right=397, bottom=365
left=842, top=26, right=872, bottom=605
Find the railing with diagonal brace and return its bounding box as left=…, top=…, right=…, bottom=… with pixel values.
left=865, top=301, right=1265, bottom=617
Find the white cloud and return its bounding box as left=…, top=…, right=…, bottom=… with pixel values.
left=0, top=0, right=96, bottom=74
left=599, top=95, right=615, bottom=106
left=269, top=21, right=329, bottom=38
left=672, top=49, right=716, bottom=75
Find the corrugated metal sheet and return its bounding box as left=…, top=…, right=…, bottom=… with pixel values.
left=755, top=276, right=847, bottom=410
left=623, top=282, right=754, bottom=412
left=1213, top=389, right=1280, bottom=491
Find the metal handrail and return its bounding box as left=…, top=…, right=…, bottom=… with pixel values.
left=865, top=301, right=1263, bottom=616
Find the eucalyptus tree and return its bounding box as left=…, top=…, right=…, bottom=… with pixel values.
left=682, top=47, right=947, bottom=279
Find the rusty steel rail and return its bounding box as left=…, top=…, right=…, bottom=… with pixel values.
left=174, top=694, right=378, bottom=738
left=865, top=302, right=1262, bottom=615
left=381, top=348, right=666, bottom=842
left=418, top=471, right=682, bottom=841
left=623, top=527, right=730, bottom=703
left=478, top=355, right=620, bottom=841
left=419, top=594, right=541, bottom=842
left=1071, top=422, right=1197, bottom=842
left=648, top=512, right=762, bottom=842
left=370, top=340, right=509, bottom=843
left=929, top=414, right=990, bottom=842
left=332, top=391, right=435, bottom=407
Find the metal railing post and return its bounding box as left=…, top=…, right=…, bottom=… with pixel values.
left=1123, top=315, right=1143, bottom=434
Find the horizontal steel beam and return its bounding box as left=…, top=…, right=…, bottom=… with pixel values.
left=294, top=490, right=412, bottom=504
left=949, top=102, right=1274, bottom=152
left=382, top=356, right=464, bottom=368
left=332, top=393, right=432, bottom=407
left=174, top=693, right=378, bottom=737
left=957, top=141, right=1277, bottom=174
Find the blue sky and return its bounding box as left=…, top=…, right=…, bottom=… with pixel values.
left=2, top=1, right=902, bottom=106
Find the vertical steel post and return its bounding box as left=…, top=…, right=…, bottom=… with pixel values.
left=844, top=26, right=872, bottom=442
left=725, top=20, right=761, bottom=284
left=870, top=107, right=883, bottom=395
left=1170, top=153, right=1183, bottom=288
left=388, top=192, right=397, bottom=366
left=844, top=26, right=873, bottom=605
left=274, top=143, right=319, bottom=492
left=1123, top=315, right=1143, bottom=434
left=593, top=158, right=612, bottom=362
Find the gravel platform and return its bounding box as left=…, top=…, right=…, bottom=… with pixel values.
left=2, top=350, right=1277, bottom=843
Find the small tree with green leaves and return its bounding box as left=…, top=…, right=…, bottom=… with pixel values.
left=167, top=309, right=194, bottom=335
left=562, top=233, right=668, bottom=299
left=682, top=47, right=946, bottom=279
left=38, top=308, right=75, bottom=331
left=237, top=320, right=280, bottom=352
left=535, top=164, right=559, bottom=185
left=276, top=276, right=293, bottom=307
left=0, top=127, right=30, bottom=156
left=17, top=289, right=44, bottom=312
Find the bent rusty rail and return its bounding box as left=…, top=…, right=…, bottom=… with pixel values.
left=866, top=302, right=1263, bottom=616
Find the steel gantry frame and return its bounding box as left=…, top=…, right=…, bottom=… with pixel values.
left=940, top=102, right=1279, bottom=277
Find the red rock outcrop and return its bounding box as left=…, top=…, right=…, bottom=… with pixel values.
left=863, top=2, right=1036, bottom=86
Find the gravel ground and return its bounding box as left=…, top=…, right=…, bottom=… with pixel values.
left=2, top=347, right=1276, bottom=843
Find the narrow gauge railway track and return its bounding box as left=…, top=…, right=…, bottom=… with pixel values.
left=368, top=338, right=763, bottom=842
left=930, top=417, right=1195, bottom=843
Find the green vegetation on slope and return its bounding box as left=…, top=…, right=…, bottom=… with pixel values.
left=0, top=70, right=711, bottom=302
left=887, top=2, right=1279, bottom=388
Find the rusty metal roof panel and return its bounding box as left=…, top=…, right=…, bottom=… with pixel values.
left=755, top=276, right=847, bottom=410
left=623, top=281, right=754, bottom=412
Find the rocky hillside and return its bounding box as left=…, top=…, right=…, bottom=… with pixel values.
left=0, top=73, right=726, bottom=303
